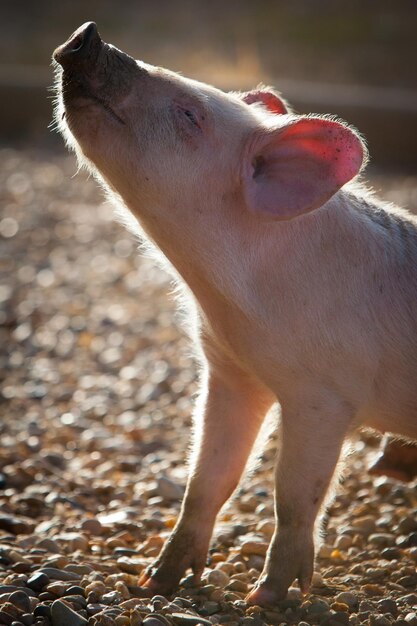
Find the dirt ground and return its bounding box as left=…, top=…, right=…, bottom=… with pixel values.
left=0, top=148, right=416, bottom=625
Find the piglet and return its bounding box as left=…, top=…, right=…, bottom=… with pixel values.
left=53, top=23, right=417, bottom=606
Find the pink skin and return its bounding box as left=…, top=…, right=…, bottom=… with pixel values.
left=243, top=118, right=364, bottom=220
left=241, top=89, right=289, bottom=115
left=135, top=112, right=362, bottom=598
left=246, top=392, right=352, bottom=604
left=53, top=23, right=417, bottom=606
left=139, top=359, right=274, bottom=596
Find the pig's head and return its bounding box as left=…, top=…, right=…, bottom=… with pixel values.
left=53, top=23, right=366, bottom=228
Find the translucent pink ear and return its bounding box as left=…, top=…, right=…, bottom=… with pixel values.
left=243, top=117, right=365, bottom=220
left=241, top=89, right=288, bottom=115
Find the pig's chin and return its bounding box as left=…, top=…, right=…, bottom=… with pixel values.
left=54, top=100, right=106, bottom=171
left=56, top=96, right=125, bottom=170
left=62, top=80, right=126, bottom=127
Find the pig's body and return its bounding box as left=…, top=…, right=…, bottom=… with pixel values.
left=53, top=23, right=417, bottom=606
left=144, top=187, right=417, bottom=438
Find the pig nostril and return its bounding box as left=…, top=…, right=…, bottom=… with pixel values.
left=67, top=33, right=85, bottom=53
left=53, top=22, right=101, bottom=66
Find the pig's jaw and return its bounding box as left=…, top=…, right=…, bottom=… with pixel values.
left=52, top=35, right=142, bottom=164
left=68, top=89, right=126, bottom=126
left=54, top=67, right=125, bottom=136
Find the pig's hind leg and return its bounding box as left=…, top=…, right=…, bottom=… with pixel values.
left=138, top=364, right=274, bottom=596
left=246, top=391, right=353, bottom=606
left=368, top=434, right=417, bottom=481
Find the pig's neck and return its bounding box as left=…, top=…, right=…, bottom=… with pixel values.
left=124, top=188, right=385, bottom=339
left=124, top=191, right=356, bottom=322
left=127, top=199, right=250, bottom=314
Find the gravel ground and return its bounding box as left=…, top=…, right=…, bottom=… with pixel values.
left=0, top=147, right=416, bottom=626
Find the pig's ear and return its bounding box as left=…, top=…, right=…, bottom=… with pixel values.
left=241, top=88, right=289, bottom=115
left=243, top=117, right=365, bottom=220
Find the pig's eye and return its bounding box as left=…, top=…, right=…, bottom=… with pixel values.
left=173, top=103, right=204, bottom=138
left=182, top=108, right=201, bottom=129
left=174, top=103, right=202, bottom=132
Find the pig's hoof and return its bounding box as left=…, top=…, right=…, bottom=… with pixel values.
left=245, top=583, right=286, bottom=607
left=137, top=569, right=152, bottom=587
left=137, top=570, right=174, bottom=596
left=138, top=564, right=204, bottom=596
left=138, top=532, right=208, bottom=594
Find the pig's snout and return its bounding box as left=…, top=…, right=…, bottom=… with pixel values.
left=53, top=22, right=102, bottom=69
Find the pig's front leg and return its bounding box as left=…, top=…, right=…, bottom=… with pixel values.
left=246, top=394, right=352, bottom=606
left=139, top=365, right=274, bottom=596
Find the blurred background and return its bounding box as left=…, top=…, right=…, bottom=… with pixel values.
left=1, top=0, right=417, bottom=168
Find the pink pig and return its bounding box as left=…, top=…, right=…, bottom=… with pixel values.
left=53, top=23, right=417, bottom=606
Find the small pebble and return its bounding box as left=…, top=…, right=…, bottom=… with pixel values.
left=368, top=533, right=396, bottom=548
left=335, top=592, right=358, bottom=610
left=171, top=613, right=212, bottom=626
left=335, top=535, right=353, bottom=550
left=311, top=571, right=324, bottom=587
left=0, top=611, right=14, bottom=626
left=350, top=516, right=376, bottom=534
left=377, top=598, right=398, bottom=617
left=116, top=557, right=144, bottom=575
left=37, top=567, right=81, bottom=582
left=358, top=600, right=375, bottom=612
left=64, top=586, right=86, bottom=597
left=33, top=605, right=52, bottom=619
left=381, top=547, right=402, bottom=560
left=1, top=603, right=20, bottom=620
left=102, top=590, right=123, bottom=604
left=66, top=564, right=93, bottom=576
left=225, top=579, right=247, bottom=593
left=50, top=599, right=88, bottom=625
left=370, top=616, right=392, bottom=626
left=8, top=590, right=31, bottom=613
left=207, top=569, right=230, bottom=587
left=156, top=476, right=184, bottom=501
left=36, top=538, right=60, bottom=553
left=64, top=595, right=88, bottom=608
left=143, top=618, right=167, bottom=626
left=398, top=517, right=417, bottom=534
left=255, top=520, right=274, bottom=539
left=47, top=581, right=70, bottom=596
left=55, top=532, right=89, bottom=552
left=80, top=518, right=103, bottom=535
left=96, top=614, right=118, bottom=625
left=86, top=581, right=107, bottom=597
left=307, top=599, right=331, bottom=615
left=240, top=541, right=268, bottom=557
left=318, top=544, right=333, bottom=558
left=361, top=584, right=384, bottom=596
left=0, top=515, right=35, bottom=535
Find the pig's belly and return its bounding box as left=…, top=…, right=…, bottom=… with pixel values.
left=364, top=345, right=417, bottom=439
left=247, top=332, right=417, bottom=441
left=364, top=403, right=417, bottom=440
left=201, top=303, right=417, bottom=443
